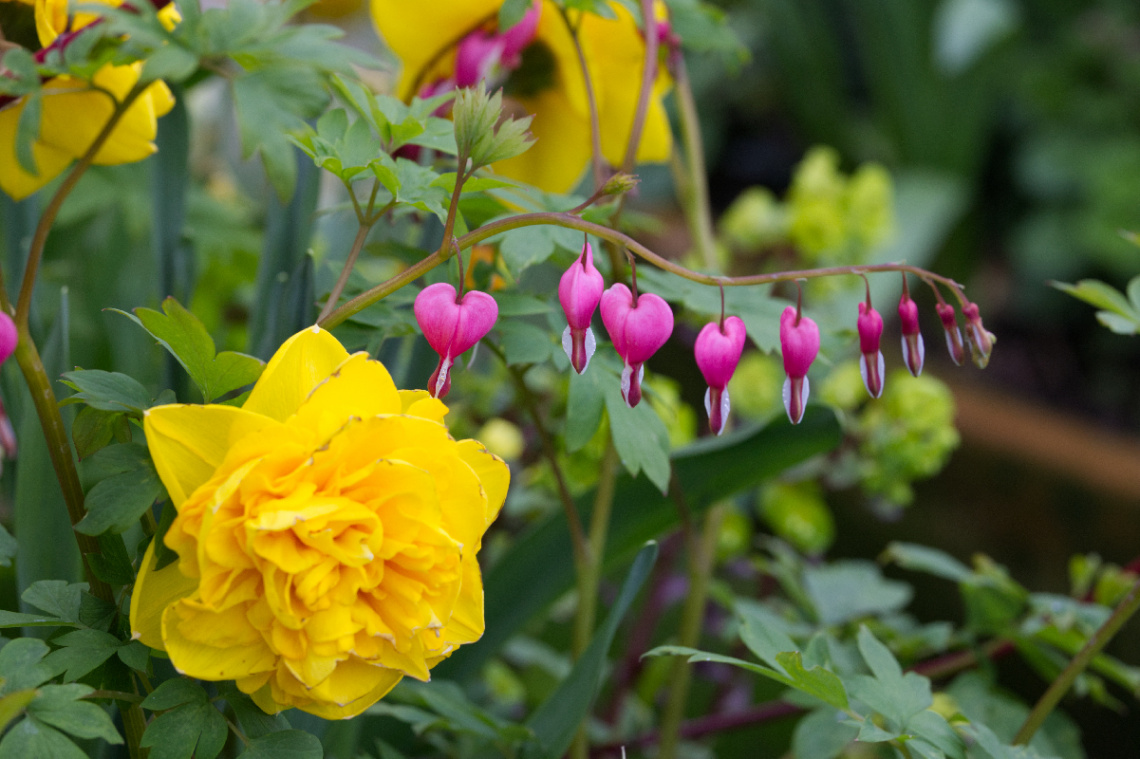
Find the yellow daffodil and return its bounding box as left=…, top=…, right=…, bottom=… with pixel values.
left=130, top=326, right=509, bottom=719
left=0, top=0, right=177, bottom=200
left=370, top=0, right=672, bottom=193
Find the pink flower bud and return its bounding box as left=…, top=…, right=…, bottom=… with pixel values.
left=962, top=302, right=994, bottom=369
left=600, top=284, right=673, bottom=408
left=455, top=32, right=505, bottom=88
left=898, top=290, right=924, bottom=377
left=558, top=243, right=605, bottom=374
left=779, top=305, right=819, bottom=425
left=414, top=283, right=499, bottom=398
left=695, top=316, right=746, bottom=435
left=500, top=2, right=541, bottom=62
left=935, top=303, right=966, bottom=366
left=0, top=311, right=16, bottom=366
left=857, top=301, right=885, bottom=399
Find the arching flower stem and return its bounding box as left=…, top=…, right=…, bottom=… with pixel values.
left=319, top=210, right=969, bottom=328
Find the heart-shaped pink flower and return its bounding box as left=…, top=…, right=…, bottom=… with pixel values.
left=857, top=301, right=885, bottom=399
left=600, top=284, right=673, bottom=407
left=414, top=283, right=498, bottom=398
left=695, top=315, right=746, bottom=435
left=898, top=288, right=925, bottom=377
left=559, top=243, right=605, bottom=374
left=779, top=304, right=820, bottom=425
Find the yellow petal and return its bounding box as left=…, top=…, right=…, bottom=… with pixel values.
left=144, top=404, right=288, bottom=506
left=440, top=555, right=485, bottom=646
left=456, top=439, right=510, bottom=525
left=243, top=326, right=350, bottom=422
left=295, top=352, right=401, bottom=439
left=398, top=389, right=449, bottom=424
left=272, top=660, right=403, bottom=719
left=129, top=538, right=199, bottom=650
left=370, top=0, right=500, bottom=99
left=162, top=600, right=277, bottom=680
left=0, top=99, right=73, bottom=200
left=493, top=86, right=591, bottom=193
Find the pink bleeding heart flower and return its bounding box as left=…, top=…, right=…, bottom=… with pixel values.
left=695, top=316, right=746, bottom=435
left=0, top=311, right=16, bottom=366
left=499, top=2, right=541, bottom=64
left=898, top=284, right=924, bottom=377
left=600, top=284, right=673, bottom=408
left=935, top=302, right=966, bottom=366
left=414, top=283, right=499, bottom=398
left=857, top=301, right=885, bottom=399
left=962, top=302, right=994, bottom=369
left=559, top=242, right=605, bottom=374
left=779, top=304, right=820, bottom=425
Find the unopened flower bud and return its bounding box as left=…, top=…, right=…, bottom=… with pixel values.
left=600, top=284, right=673, bottom=408
left=962, top=302, right=994, bottom=369
left=780, top=304, right=820, bottom=425
left=559, top=243, right=605, bottom=374
left=601, top=172, right=640, bottom=197
left=898, top=290, right=924, bottom=377
left=935, top=303, right=966, bottom=366
left=0, top=312, right=16, bottom=366
left=695, top=316, right=746, bottom=435
left=414, top=283, right=499, bottom=398
left=857, top=301, right=885, bottom=399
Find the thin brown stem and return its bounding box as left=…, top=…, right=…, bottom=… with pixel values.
left=317, top=222, right=373, bottom=324
left=621, top=0, right=659, bottom=174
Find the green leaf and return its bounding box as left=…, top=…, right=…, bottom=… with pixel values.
left=436, top=407, right=842, bottom=682
left=21, top=581, right=83, bottom=624
left=565, top=369, right=605, bottom=453
left=774, top=651, right=851, bottom=710
left=71, top=407, right=119, bottom=460
left=117, top=298, right=265, bottom=402
left=59, top=370, right=151, bottom=416
left=0, top=717, right=88, bottom=759
left=522, top=542, right=658, bottom=759
left=90, top=533, right=136, bottom=585
left=76, top=445, right=164, bottom=536
left=906, top=710, right=967, bottom=759
left=497, top=321, right=553, bottom=365
left=141, top=678, right=208, bottom=711
left=1095, top=311, right=1140, bottom=335
left=221, top=687, right=290, bottom=739
left=492, top=221, right=581, bottom=275
left=604, top=380, right=671, bottom=493
left=1052, top=279, right=1137, bottom=319
left=882, top=542, right=971, bottom=582
left=42, top=629, right=123, bottom=682
left=802, top=561, right=913, bottom=626
left=493, top=293, right=552, bottom=316
left=0, top=639, right=52, bottom=694
left=117, top=641, right=149, bottom=672
left=141, top=700, right=227, bottom=759
left=792, top=708, right=858, bottom=759
left=0, top=524, right=16, bottom=569
left=0, top=691, right=37, bottom=736
left=237, top=730, right=323, bottom=759
left=28, top=684, right=122, bottom=744
left=845, top=626, right=932, bottom=730
left=14, top=90, right=41, bottom=175
left=0, top=611, right=65, bottom=629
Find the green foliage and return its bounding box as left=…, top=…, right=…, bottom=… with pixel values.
left=76, top=444, right=164, bottom=537
left=140, top=680, right=228, bottom=759
left=1053, top=276, right=1140, bottom=335
left=453, top=87, right=535, bottom=169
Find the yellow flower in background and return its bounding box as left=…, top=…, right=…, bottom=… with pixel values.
left=370, top=0, right=673, bottom=193
left=0, top=0, right=178, bottom=200
left=130, top=327, right=509, bottom=719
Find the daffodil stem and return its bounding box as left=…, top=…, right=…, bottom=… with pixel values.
left=569, top=440, right=619, bottom=759
left=672, top=55, right=718, bottom=271
left=658, top=503, right=726, bottom=759
left=318, top=210, right=969, bottom=329
left=1014, top=575, right=1140, bottom=746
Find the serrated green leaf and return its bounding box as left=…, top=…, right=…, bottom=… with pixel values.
left=238, top=729, right=323, bottom=759
left=773, top=651, right=850, bottom=710
left=141, top=678, right=208, bottom=711
left=604, top=379, right=671, bottom=493
left=0, top=717, right=88, bottom=759
left=71, top=407, right=119, bottom=460
left=803, top=561, right=912, bottom=626
left=42, top=629, right=122, bottom=682
left=141, top=701, right=227, bottom=759
left=882, top=542, right=971, bottom=582
left=28, top=684, right=122, bottom=744
left=1053, top=279, right=1137, bottom=319
left=20, top=581, right=83, bottom=623
left=90, top=532, right=136, bottom=585
left=116, top=641, right=149, bottom=672
left=792, top=708, right=858, bottom=759
left=142, top=44, right=200, bottom=82
left=492, top=218, right=581, bottom=275
left=221, top=687, right=290, bottom=740
left=0, top=639, right=52, bottom=694
left=76, top=453, right=164, bottom=536
left=906, top=710, right=966, bottom=759
left=60, top=370, right=151, bottom=416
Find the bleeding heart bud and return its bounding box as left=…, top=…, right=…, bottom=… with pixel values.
left=898, top=290, right=924, bottom=377
left=559, top=243, right=605, bottom=374
left=0, top=312, right=16, bottom=366
left=857, top=301, right=885, bottom=399
left=414, top=283, right=498, bottom=398
left=935, top=303, right=966, bottom=366
left=695, top=316, right=746, bottom=435
left=962, top=302, right=994, bottom=369
left=600, top=284, right=673, bottom=407
left=779, top=305, right=820, bottom=425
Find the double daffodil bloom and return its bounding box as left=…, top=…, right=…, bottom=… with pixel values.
left=370, top=0, right=672, bottom=193
left=0, top=0, right=177, bottom=200
left=130, top=327, right=509, bottom=719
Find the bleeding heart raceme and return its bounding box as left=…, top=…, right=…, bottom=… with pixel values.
left=779, top=304, right=820, bottom=425
left=857, top=300, right=885, bottom=399
left=559, top=243, right=605, bottom=374
left=414, top=283, right=499, bottom=398
left=600, top=284, right=673, bottom=408
left=694, top=316, right=746, bottom=435
left=898, top=286, right=925, bottom=377
left=454, top=2, right=541, bottom=87
left=962, top=302, right=994, bottom=369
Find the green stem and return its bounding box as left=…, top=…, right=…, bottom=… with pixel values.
left=317, top=222, right=374, bottom=324
left=672, top=56, right=717, bottom=270
left=1014, top=576, right=1140, bottom=745
left=569, top=441, right=619, bottom=759
left=317, top=210, right=968, bottom=329
left=658, top=503, right=726, bottom=759
left=121, top=701, right=147, bottom=759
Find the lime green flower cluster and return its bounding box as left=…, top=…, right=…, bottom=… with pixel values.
left=759, top=481, right=836, bottom=555
left=719, top=146, right=895, bottom=264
